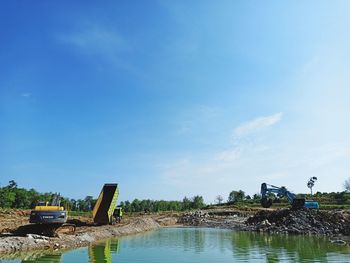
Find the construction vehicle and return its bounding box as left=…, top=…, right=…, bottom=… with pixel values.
left=29, top=193, right=75, bottom=236
left=260, top=183, right=319, bottom=209
left=92, top=184, right=119, bottom=225
left=113, top=207, right=123, bottom=224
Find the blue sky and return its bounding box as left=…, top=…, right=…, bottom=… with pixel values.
left=1, top=1, right=350, bottom=203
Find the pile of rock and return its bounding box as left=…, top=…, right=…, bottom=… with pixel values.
left=245, top=208, right=350, bottom=236
left=178, top=211, right=210, bottom=226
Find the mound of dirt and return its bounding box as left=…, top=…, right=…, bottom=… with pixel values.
left=246, top=208, right=350, bottom=236
left=0, top=216, right=164, bottom=255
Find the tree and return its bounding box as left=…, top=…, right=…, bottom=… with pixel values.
left=344, top=178, right=350, bottom=192
left=307, top=177, right=317, bottom=195
left=237, top=190, right=245, bottom=201
left=192, top=195, right=205, bottom=209
left=7, top=180, right=17, bottom=189
left=216, top=195, right=223, bottom=204
left=0, top=188, right=15, bottom=207
left=253, top=193, right=261, bottom=201
left=228, top=190, right=245, bottom=203
left=182, top=197, right=191, bottom=210
left=13, top=188, right=31, bottom=208
left=84, top=196, right=95, bottom=211
left=228, top=191, right=237, bottom=202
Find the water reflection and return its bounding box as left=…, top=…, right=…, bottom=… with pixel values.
left=88, top=239, right=120, bottom=263
left=229, top=231, right=350, bottom=262
left=4, top=228, right=350, bottom=262
left=90, top=228, right=350, bottom=262
left=21, top=253, right=62, bottom=263
left=18, top=239, right=120, bottom=263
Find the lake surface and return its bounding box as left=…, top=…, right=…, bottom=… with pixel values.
left=2, top=228, right=350, bottom=262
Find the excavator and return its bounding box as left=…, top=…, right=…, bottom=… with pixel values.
left=260, top=183, right=319, bottom=209
left=27, top=184, right=120, bottom=236
left=29, top=193, right=75, bottom=236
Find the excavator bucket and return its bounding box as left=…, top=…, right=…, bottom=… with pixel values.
left=291, top=198, right=305, bottom=209
left=92, top=184, right=119, bottom=225
left=261, top=197, right=273, bottom=208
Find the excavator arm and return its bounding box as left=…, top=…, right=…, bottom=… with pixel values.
left=260, top=183, right=306, bottom=209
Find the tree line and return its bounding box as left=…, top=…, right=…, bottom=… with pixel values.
left=0, top=180, right=96, bottom=211
left=4, top=179, right=350, bottom=211
left=217, top=186, right=350, bottom=206
left=119, top=196, right=205, bottom=213
left=0, top=180, right=206, bottom=212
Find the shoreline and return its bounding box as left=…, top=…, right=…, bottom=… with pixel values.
left=2, top=207, right=350, bottom=260
left=0, top=216, right=175, bottom=259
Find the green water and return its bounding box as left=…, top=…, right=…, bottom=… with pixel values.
left=1, top=228, right=350, bottom=262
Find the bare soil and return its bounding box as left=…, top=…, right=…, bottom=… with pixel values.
left=0, top=210, right=179, bottom=257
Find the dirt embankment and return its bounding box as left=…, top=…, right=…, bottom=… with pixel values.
left=179, top=208, right=252, bottom=230
left=245, top=208, right=350, bottom=235
left=180, top=207, right=350, bottom=237
left=0, top=213, right=179, bottom=256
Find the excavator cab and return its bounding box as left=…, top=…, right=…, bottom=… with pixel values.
left=30, top=193, right=67, bottom=224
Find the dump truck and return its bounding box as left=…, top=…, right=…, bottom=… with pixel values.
left=92, top=184, right=119, bottom=225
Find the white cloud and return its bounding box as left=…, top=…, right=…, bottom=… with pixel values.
left=233, top=112, right=283, bottom=138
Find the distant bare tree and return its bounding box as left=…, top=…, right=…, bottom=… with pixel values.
left=307, top=177, right=317, bottom=195
left=216, top=195, right=223, bottom=204
left=344, top=178, right=350, bottom=192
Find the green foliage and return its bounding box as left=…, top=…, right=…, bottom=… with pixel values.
left=0, top=180, right=97, bottom=211
left=228, top=190, right=245, bottom=203
left=192, top=195, right=205, bottom=209
left=0, top=188, right=16, bottom=207
left=120, top=195, right=206, bottom=213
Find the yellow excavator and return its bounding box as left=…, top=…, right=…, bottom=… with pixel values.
left=26, top=184, right=120, bottom=236
left=29, top=193, right=75, bottom=236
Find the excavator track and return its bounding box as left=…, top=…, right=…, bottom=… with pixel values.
left=14, top=223, right=76, bottom=237
left=55, top=223, right=76, bottom=235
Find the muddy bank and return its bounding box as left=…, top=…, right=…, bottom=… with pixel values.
left=245, top=208, right=350, bottom=236
left=179, top=209, right=250, bottom=230
left=0, top=216, right=175, bottom=256
left=180, top=208, right=350, bottom=237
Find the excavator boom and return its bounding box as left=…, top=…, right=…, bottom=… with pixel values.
left=260, top=183, right=319, bottom=209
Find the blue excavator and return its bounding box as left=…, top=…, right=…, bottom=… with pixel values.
left=260, top=183, right=319, bottom=209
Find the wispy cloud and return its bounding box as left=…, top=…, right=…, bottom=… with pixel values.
left=214, top=149, right=241, bottom=162
left=57, top=24, right=128, bottom=56
left=233, top=112, right=282, bottom=138
left=159, top=112, right=284, bottom=202
left=21, top=93, right=31, bottom=97
left=56, top=23, right=137, bottom=73
left=176, top=105, right=221, bottom=135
